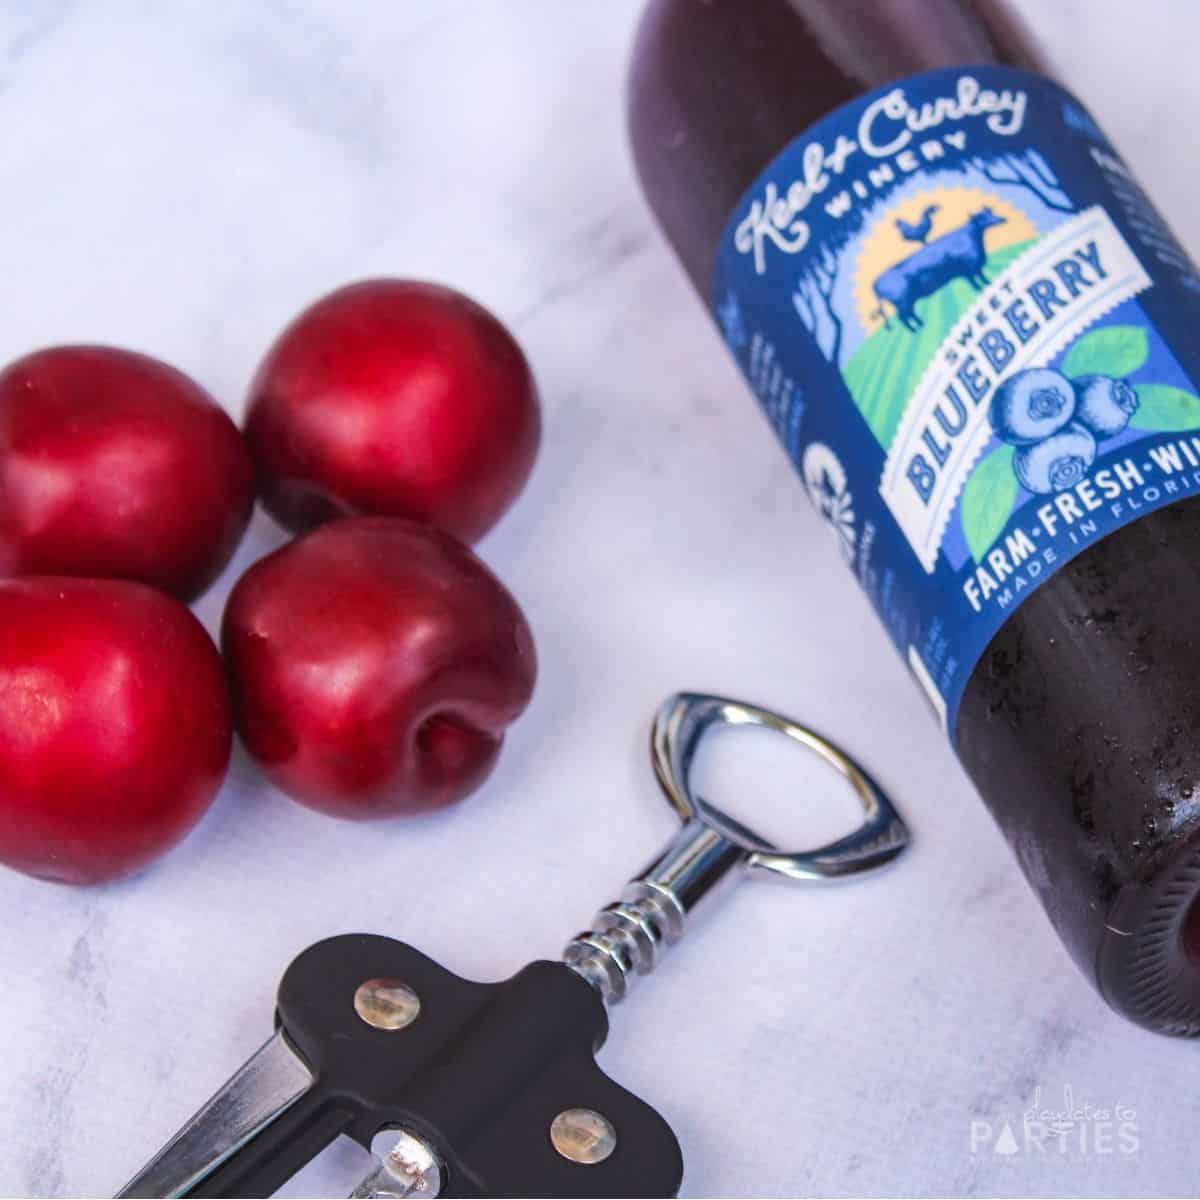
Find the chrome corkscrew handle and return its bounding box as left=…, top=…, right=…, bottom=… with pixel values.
left=564, top=692, right=910, bottom=1004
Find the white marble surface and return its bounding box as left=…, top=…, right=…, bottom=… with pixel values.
left=1, top=2, right=1199, bottom=1196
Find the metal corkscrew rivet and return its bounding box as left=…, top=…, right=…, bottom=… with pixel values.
left=550, top=1108, right=617, bottom=1165
left=354, top=979, right=421, bottom=1031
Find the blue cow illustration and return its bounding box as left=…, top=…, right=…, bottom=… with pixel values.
left=873, top=207, right=1006, bottom=332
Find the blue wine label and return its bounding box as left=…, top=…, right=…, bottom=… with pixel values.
left=713, top=65, right=1200, bottom=741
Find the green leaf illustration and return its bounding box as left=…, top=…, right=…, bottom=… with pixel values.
left=961, top=445, right=1018, bottom=563
left=1062, top=325, right=1148, bottom=380
left=1130, top=383, right=1200, bottom=432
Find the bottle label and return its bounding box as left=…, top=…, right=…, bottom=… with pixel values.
left=713, top=65, right=1200, bottom=740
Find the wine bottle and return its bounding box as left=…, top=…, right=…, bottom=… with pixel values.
left=630, top=0, right=1200, bottom=1033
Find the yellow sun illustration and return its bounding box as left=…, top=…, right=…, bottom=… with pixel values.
left=852, top=187, right=1038, bottom=334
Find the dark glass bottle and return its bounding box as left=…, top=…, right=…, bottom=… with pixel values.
left=629, top=0, right=1200, bottom=1033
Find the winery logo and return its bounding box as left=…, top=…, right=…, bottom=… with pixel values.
left=800, top=443, right=855, bottom=563
left=731, top=74, right=1029, bottom=276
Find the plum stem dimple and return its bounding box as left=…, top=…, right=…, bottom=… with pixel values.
left=412, top=710, right=500, bottom=801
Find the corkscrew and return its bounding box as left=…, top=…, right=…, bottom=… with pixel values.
left=115, top=692, right=909, bottom=1199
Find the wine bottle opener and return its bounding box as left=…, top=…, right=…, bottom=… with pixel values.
left=116, top=692, right=909, bottom=1198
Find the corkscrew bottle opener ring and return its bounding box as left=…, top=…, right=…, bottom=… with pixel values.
left=117, top=692, right=909, bottom=1199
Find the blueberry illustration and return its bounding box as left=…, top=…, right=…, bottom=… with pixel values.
left=990, top=368, right=1076, bottom=445
left=1072, top=374, right=1139, bottom=438
left=1013, top=422, right=1097, bottom=494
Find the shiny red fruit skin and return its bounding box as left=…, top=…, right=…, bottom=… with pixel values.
left=221, top=517, right=537, bottom=819
left=0, top=346, right=256, bottom=600
left=243, top=280, right=540, bottom=544
left=0, top=578, right=232, bottom=884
